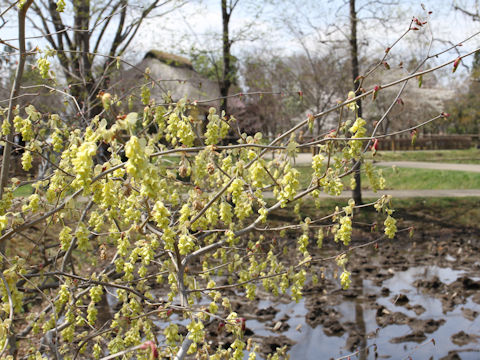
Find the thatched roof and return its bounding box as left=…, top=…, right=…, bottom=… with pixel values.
left=144, top=50, right=194, bottom=70
left=114, top=51, right=220, bottom=108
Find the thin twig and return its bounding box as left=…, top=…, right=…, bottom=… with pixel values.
left=0, top=272, right=14, bottom=357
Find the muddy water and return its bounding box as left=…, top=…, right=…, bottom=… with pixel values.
left=251, top=262, right=480, bottom=360
left=140, top=228, right=480, bottom=359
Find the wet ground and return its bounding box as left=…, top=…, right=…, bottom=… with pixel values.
left=221, top=226, right=480, bottom=359
left=142, top=207, right=480, bottom=359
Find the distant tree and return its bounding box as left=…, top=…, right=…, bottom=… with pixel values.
left=182, top=1, right=268, bottom=115
left=219, top=0, right=235, bottom=113
left=349, top=0, right=364, bottom=205
left=454, top=1, right=480, bottom=21
left=239, top=55, right=298, bottom=136
left=277, top=0, right=404, bottom=204
left=238, top=52, right=350, bottom=138
left=26, top=0, right=186, bottom=122
left=190, top=50, right=238, bottom=85
left=446, top=51, right=480, bottom=134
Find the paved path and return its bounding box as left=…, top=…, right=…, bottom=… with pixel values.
left=262, top=189, right=480, bottom=199
left=312, top=189, right=480, bottom=198
left=289, top=153, right=480, bottom=197
left=374, top=161, right=480, bottom=173
left=293, top=153, right=480, bottom=172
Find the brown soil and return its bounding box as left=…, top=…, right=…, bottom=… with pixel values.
left=227, top=221, right=480, bottom=357
left=451, top=331, right=479, bottom=346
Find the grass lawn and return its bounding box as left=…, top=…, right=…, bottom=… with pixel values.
left=11, top=156, right=182, bottom=198
left=13, top=184, right=34, bottom=197
left=296, top=165, right=480, bottom=190
left=365, top=147, right=480, bottom=164
left=374, top=167, right=480, bottom=190
left=12, top=150, right=480, bottom=198
left=275, top=197, right=480, bottom=230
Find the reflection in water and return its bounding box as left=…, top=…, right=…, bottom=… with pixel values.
left=145, top=265, right=479, bottom=360
left=352, top=274, right=367, bottom=360
left=285, top=265, right=480, bottom=359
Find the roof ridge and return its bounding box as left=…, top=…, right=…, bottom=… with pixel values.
left=144, top=50, right=194, bottom=70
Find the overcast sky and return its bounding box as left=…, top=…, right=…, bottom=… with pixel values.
left=0, top=0, right=478, bottom=78
left=133, top=0, right=478, bottom=59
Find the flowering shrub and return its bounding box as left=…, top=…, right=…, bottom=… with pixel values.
left=0, top=2, right=476, bottom=358
left=0, top=93, right=399, bottom=358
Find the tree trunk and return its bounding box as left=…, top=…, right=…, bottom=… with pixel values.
left=350, top=0, right=363, bottom=205
left=0, top=2, right=33, bottom=196
left=73, top=0, right=101, bottom=121
left=352, top=274, right=367, bottom=360
left=0, top=1, right=34, bottom=355
left=221, top=0, right=231, bottom=114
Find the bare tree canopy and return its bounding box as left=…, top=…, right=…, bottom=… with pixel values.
left=25, top=0, right=186, bottom=119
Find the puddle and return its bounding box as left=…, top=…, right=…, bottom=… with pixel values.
left=107, top=231, right=480, bottom=360
left=251, top=264, right=480, bottom=359
left=384, top=265, right=465, bottom=290
left=145, top=263, right=480, bottom=359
